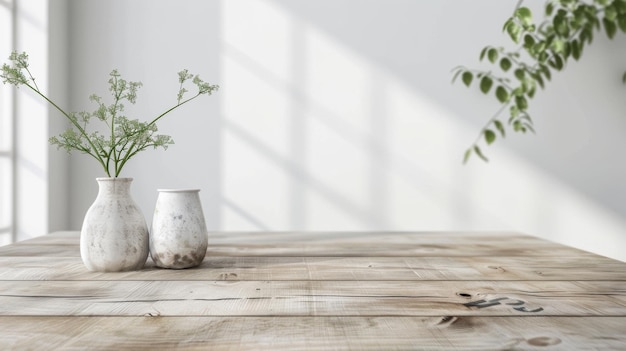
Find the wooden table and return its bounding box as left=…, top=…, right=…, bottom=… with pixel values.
left=1, top=231, right=625, bottom=350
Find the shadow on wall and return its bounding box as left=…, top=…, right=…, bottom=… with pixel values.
left=218, top=0, right=626, bottom=261
left=0, top=0, right=50, bottom=244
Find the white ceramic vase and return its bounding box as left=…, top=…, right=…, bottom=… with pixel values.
left=150, top=189, right=208, bottom=269
left=80, top=177, right=149, bottom=272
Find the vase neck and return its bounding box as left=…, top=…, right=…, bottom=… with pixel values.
left=157, top=189, right=200, bottom=193
left=96, top=178, right=133, bottom=197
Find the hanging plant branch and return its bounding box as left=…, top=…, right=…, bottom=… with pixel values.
left=452, top=0, right=626, bottom=163
left=1, top=52, right=219, bottom=177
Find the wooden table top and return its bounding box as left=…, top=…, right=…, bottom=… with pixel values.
left=1, top=231, right=625, bottom=350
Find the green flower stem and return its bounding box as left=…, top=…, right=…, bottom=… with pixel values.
left=23, top=66, right=40, bottom=92
left=109, top=75, right=120, bottom=176
left=151, top=91, right=203, bottom=127
left=14, top=56, right=109, bottom=173
left=114, top=92, right=203, bottom=177
left=22, top=81, right=109, bottom=174
left=2, top=51, right=218, bottom=177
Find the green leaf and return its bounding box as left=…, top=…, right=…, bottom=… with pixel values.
left=546, top=2, right=554, bottom=16
left=494, top=120, right=506, bottom=137
left=533, top=72, right=545, bottom=89
left=509, top=105, right=520, bottom=122
left=523, top=34, right=536, bottom=49
left=622, top=71, right=626, bottom=84
left=527, top=84, right=537, bottom=99
left=514, top=68, right=525, bottom=80
left=604, top=17, right=617, bottom=38
left=480, top=76, right=493, bottom=94
left=474, top=145, right=489, bottom=162
left=549, top=54, right=564, bottom=70
left=580, top=26, right=594, bottom=44
left=618, top=14, right=626, bottom=32
left=572, top=40, right=582, bottom=60
left=487, top=48, right=499, bottom=63
left=605, top=5, right=618, bottom=21
left=495, top=86, right=509, bottom=103
left=502, top=18, right=512, bottom=32
left=522, top=78, right=535, bottom=93
left=573, top=5, right=586, bottom=25
left=554, top=54, right=564, bottom=70
left=553, top=15, right=570, bottom=37
left=484, top=129, right=496, bottom=145
left=516, top=95, right=528, bottom=111
left=551, top=39, right=565, bottom=54
left=520, top=112, right=533, bottom=123
left=565, top=44, right=574, bottom=61
left=463, top=148, right=472, bottom=164
left=479, top=46, right=489, bottom=61
left=506, top=21, right=522, bottom=43
left=563, top=41, right=572, bottom=59
left=500, top=57, right=512, bottom=71
left=515, top=7, right=533, bottom=27
left=462, top=71, right=473, bottom=87
left=545, top=33, right=555, bottom=47
left=615, top=0, right=626, bottom=12
left=540, top=65, right=552, bottom=80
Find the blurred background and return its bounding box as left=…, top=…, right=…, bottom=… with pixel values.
left=1, top=0, right=626, bottom=261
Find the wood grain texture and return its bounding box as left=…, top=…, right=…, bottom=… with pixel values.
left=0, top=280, right=624, bottom=317
left=1, top=316, right=625, bottom=350
left=0, top=231, right=595, bottom=258
left=1, top=231, right=625, bottom=350
left=1, top=255, right=625, bottom=281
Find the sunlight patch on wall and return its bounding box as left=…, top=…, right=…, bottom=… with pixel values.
left=220, top=0, right=293, bottom=230
left=305, top=28, right=373, bottom=130
left=222, top=0, right=291, bottom=84
left=0, top=0, right=13, bottom=244
left=466, top=146, right=626, bottom=261
left=219, top=0, right=626, bottom=261
left=221, top=47, right=292, bottom=160
left=13, top=0, right=48, bottom=241
left=0, top=3, right=11, bottom=151
left=304, top=25, right=376, bottom=225
left=222, top=128, right=289, bottom=230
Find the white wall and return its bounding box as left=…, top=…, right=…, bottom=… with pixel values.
left=0, top=0, right=69, bottom=243
left=48, top=0, right=70, bottom=234
left=60, top=0, right=626, bottom=261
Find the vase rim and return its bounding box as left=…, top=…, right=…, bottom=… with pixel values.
left=96, top=177, right=133, bottom=181
left=157, top=188, right=200, bottom=193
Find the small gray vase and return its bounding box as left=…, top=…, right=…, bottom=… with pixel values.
left=150, top=189, right=208, bottom=269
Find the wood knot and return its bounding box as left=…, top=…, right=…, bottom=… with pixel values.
left=527, top=336, right=562, bottom=346
left=434, top=316, right=458, bottom=327
left=219, top=273, right=238, bottom=280
left=487, top=265, right=506, bottom=273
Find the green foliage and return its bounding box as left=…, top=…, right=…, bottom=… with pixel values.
left=452, top=0, right=626, bottom=163
left=1, top=51, right=219, bottom=176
